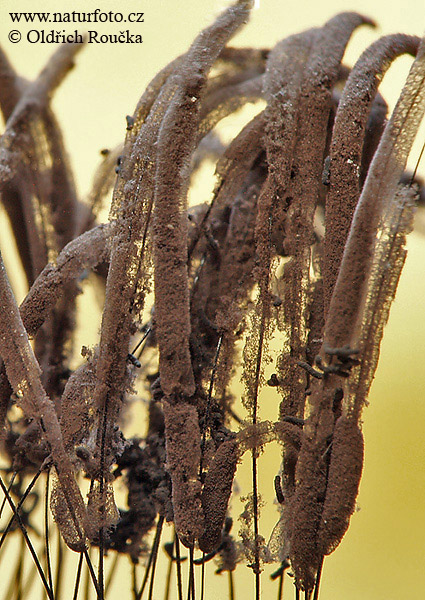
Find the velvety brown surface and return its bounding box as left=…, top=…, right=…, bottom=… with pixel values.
left=0, top=3, right=424, bottom=598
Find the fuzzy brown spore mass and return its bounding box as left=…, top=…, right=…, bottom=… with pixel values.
left=163, top=401, right=204, bottom=547
left=323, top=34, right=419, bottom=315
left=317, top=416, right=364, bottom=555
left=199, top=438, right=238, bottom=553
left=0, top=4, right=424, bottom=598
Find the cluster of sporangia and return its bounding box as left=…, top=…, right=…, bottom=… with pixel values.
left=0, top=1, right=424, bottom=599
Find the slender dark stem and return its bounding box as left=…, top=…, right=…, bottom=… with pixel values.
left=199, top=334, right=223, bottom=477
left=136, top=543, right=154, bottom=599
left=136, top=515, right=164, bottom=600
left=84, top=550, right=91, bottom=600
left=0, top=525, right=11, bottom=567
left=277, top=571, right=284, bottom=600
left=164, top=548, right=173, bottom=600
left=228, top=407, right=242, bottom=424
left=295, top=586, right=300, bottom=600
left=175, top=533, right=183, bottom=600
left=55, top=531, right=65, bottom=600
left=252, top=448, right=260, bottom=600
left=147, top=516, right=164, bottom=600
left=15, top=534, right=25, bottom=600
left=251, top=314, right=267, bottom=600
left=187, top=546, right=195, bottom=600
left=132, top=326, right=152, bottom=357
left=312, top=557, right=324, bottom=600
left=73, top=553, right=84, bottom=600
left=187, top=192, right=219, bottom=264
left=84, top=548, right=102, bottom=598
left=0, top=470, right=16, bottom=518
left=45, top=470, right=54, bottom=594
left=98, top=390, right=110, bottom=600
left=191, top=555, right=195, bottom=600
left=410, top=138, right=425, bottom=184
left=132, top=562, right=138, bottom=600
left=104, top=553, right=120, bottom=596
left=98, top=526, right=105, bottom=600
left=0, top=473, right=54, bottom=600
left=250, top=208, right=274, bottom=600
left=200, top=558, right=205, bottom=600
left=0, top=466, right=43, bottom=552
left=229, top=571, right=235, bottom=600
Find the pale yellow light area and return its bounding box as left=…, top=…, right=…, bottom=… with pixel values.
left=0, top=1, right=424, bottom=599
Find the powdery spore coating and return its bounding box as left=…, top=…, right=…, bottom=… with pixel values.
left=323, top=34, right=419, bottom=315
left=317, top=416, right=364, bottom=555
left=162, top=401, right=204, bottom=547
left=199, top=438, right=238, bottom=553
left=153, top=0, right=254, bottom=398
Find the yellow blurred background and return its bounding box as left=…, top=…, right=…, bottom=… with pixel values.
left=0, top=0, right=425, bottom=599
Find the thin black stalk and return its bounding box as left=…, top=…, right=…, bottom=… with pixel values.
left=84, top=550, right=91, bottom=600
left=84, top=548, right=101, bottom=599
left=228, top=571, right=234, bottom=600
left=131, top=326, right=152, bottom=356
left=409, top=138, right=425, bottom=184
left=0, top=471, right=17, bottom=518
left=104, top=553, right=120, bottom=597
left=45, top=470, right=54, bottom=594
left=0, top=466, right=43, bottom=552
left=132, top=562, right=138, bottom=600
left=251, top=311, right=268, bottom=600
left=199, top=334, right=223, bottom=477
left=295, top=587, right=300, bottom=600
left=277, top=571, right=284, bottom=600
left=250, top=208, right=273, bottom=600
left=175, top=534, right=183, bottom=600
left=187, top=546, right=195, bottom=600
left=164, top=550, right=173, bottom=600
left=54, top=532, right=65, bottom=600
left=72, top=553, right=84, bottom=600
left=136, top=546, right=154, bottom=599
left=98, top=391, right=110, bottom=600
left=0, top=473, right=54, bottom=600
left=147, top=516, right=165, bottom=600
left=136, top=515, right=164, bottom=600
left=15, top=535, right=24, bottom=600
left=200, top=559, right=205, bottom=600
left=312, top=557, right=324, bottom=600
left=98, top=526, right=105, bottom=600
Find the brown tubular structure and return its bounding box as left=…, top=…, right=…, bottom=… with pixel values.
left=152, top=0, right=254, bottom=547
left=0, top=43, right=82, bottom=285
left=324, top=40, right=425, bottom=352
left=323, top=34, right=420, bottom=315
left=0, top=42, right=85, bottom=407
left=0, top=224, right=109, bottom=435
left=0, top=254, right=89, bottom=551
left=287, top=38, right=425, bottom=593
left=0, top=4, right=425, bottom=599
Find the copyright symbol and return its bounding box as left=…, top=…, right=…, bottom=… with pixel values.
left=9, top=30, right=21, bottom=43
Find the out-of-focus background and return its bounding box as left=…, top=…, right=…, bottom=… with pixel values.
left=0, top=1, right=425, bottom=598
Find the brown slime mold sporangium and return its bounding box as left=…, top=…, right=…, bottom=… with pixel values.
left=0, top=2, right=424, bottom=599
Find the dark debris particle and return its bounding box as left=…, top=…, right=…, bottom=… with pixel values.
left=267, top=373, right=280, bottom=387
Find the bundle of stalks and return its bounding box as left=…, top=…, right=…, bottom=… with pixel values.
left=0, top=2, right=424, bottom=600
